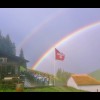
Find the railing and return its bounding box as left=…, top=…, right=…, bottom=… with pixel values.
left=24, top=71, right=53, bottom=87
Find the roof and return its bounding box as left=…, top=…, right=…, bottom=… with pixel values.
left=0, top=52, right=29, bottom=63
left=71, top=74, right=100, bottom=86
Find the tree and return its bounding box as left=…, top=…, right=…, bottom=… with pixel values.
left=12, top=43, right=16, bottom=56
left=56, top=68, right=62, bottom=79
left=0, top=31, right=3, bottom=52
left=19, top=48, right=24, bottom=59
left=5, top=34, right=13, bottom=56
left=56, top=68, right=71, bottom=83
left=0, top=31, right=2, bottom=39
left=0, top=33, right=16, bottom=56
left=19, top=48, right=27, bottom=68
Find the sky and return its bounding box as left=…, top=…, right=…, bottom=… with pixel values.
left=0, top=8, right=100, bottom=74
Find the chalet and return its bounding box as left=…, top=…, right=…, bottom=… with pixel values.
left=0, top=52, right=29, bottom=84
left=67, top=74, right=100, bottom=92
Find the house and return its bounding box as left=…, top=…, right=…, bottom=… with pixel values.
left=67, top=74, right=100, bottom=92
left=0, top=52, right=29, bottom=84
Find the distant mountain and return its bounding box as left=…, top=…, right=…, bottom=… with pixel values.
left=89, top=69, right=100, bottom=81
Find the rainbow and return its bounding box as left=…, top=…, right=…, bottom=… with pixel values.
left=17, top=8, right=67, bottom=51
left=32, top=21, right=100, bottom=70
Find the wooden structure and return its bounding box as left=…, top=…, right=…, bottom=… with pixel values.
left=27, top=68, right=54, bottom=86
left=0, top=53, right=29, bottom=85
left=28, top=68, right=54, bottom=79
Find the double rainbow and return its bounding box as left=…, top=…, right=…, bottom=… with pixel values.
left=32, top=21, right=100, bottom=70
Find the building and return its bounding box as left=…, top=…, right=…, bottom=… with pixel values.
left=0, top=53, right=29, bottom=84
left=67, top=74, right=100, bottom=92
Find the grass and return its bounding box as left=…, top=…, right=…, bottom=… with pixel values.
left=89, top=69, right=100, bottom=81
left=24, top=86, right=85, bottom=92
left=0, top=84, right=16, bottom=92
left=0, top=77, right=86, bottom=92
left=0, top=86, right=85, bottom=92
left=0, top=89, right=15, bottom=92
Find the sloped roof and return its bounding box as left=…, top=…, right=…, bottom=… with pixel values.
left=71, top=74, right=100, bottom=86
left=0, top=52, right=29, bottom=62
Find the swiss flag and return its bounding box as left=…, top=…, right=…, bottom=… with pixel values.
left=55, top=48, right=65, bottom=61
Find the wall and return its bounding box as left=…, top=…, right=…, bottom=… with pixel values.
left=67, top=77, right=78, bottom=89
left=78, top=85, right=100, bottom=92
left=67, top=77, right=100, bottom=92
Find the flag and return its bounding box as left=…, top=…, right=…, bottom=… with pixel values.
left=55, top=48, right=65, bottom=61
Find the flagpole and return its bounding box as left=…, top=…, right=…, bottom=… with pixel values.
left=54, top=48, right=65, bottom=86
left=61, top=60, right=64, bottom=72
left=53, top=48, right=56, bottom=86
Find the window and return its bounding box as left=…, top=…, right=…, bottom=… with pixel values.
left=0, top=58, right=7, bottom=63
left=0, top=58, right=3, bottom=62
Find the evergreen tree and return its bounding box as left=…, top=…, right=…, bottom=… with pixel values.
left=19, top=48, right=27, bottom=68
left=19, top=48, right=24, bottom=59
left=0, top=32, right=5, bottom=54
left=56, top=68, right=62, bottom=79
left=0, top=33, right=16, bottom=56
left=12, top=43, right=16, bottom=56
left=0, top=31, right=2, bottom=39
left=5, top=34, right=12, bottom=56
left=0, top=31, right=3, bottom=52
left=56, top=68, right=71, bottom=83
left=4, top=34, right=16, bottom=56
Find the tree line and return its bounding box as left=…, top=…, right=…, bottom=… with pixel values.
left=0, top=32, right=16, bottom=56
left=56, top=68, right=71, bottom=83
left=0, top=31, right=27, bottom=67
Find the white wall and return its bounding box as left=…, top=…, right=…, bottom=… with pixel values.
left=78, top=85, right=100, bottom=92
left=67, top=77, right=78, bottom=89
left=67, top=77, right=100, bottom=92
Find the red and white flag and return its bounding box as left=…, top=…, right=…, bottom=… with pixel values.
left=55, top=48, right=65, bottom=61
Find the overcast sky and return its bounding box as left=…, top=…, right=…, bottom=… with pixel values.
left=0, top=8, right=100, bottom=74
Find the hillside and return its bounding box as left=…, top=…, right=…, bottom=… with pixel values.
left=89, top=69, right=100, bottom=80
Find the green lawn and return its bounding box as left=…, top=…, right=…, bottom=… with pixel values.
left=0, top=86, right=86, bottom=92
left=24, top=86, right=86, bottom=92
